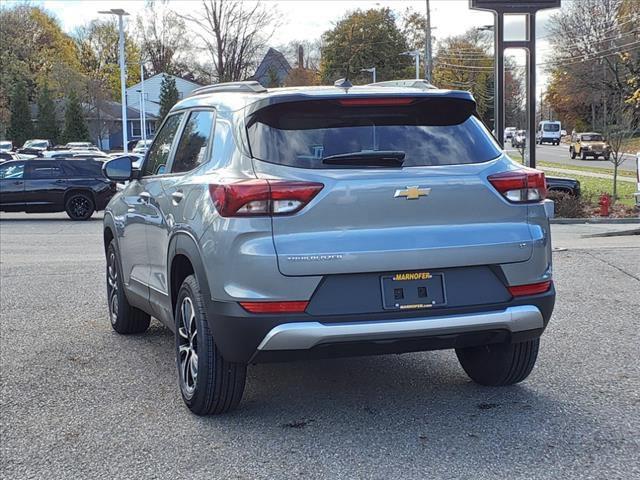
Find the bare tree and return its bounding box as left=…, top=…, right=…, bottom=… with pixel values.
left=604, top=100, right=638, bottom=201
left=136, top=0, right=192, bottom=76
left=178, top=0, right=279, bottom=83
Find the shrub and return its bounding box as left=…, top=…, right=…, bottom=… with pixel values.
left=547, top=191, right=589, bottom=218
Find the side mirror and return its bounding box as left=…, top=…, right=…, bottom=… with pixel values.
left=103, top=156, right=133, bottom=181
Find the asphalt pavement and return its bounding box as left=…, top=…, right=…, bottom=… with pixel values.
left=1, top=212, right=639, bottom=479
left=505, top=143, right=638, bottom=173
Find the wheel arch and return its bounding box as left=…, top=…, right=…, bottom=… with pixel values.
left=64, top=188, right=96, bottom=206
left=103, top=212, right=117, bottom=254
left=167, top=232, right=212, bottom=321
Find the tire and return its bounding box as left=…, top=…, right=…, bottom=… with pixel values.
left=456, top=339, right=540, bottom=386
left=175, top=275, right=246, bottom=415
left=106, top=241, right=151, bottom=334
left=65, top=192, right=95, bottom=220
left=604, top=154, right=610, bottom=161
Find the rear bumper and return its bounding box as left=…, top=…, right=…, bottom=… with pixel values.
left=205, top=287, right=555, bottom=364
left=257, top=305, right=542, bottom=351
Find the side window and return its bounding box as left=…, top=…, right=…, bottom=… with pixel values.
left=142, top=113, right=184, bottom=177
left=0, top=162, right=24, bottom=179
left=29, top=161, right=62, bottom=179
left=171, top=110, right=215, bottom=173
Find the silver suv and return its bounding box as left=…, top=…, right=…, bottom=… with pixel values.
left=102, top=81, right=555, bottom=415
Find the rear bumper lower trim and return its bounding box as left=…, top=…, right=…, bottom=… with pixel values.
left=256, top=305, right=543, bottom=351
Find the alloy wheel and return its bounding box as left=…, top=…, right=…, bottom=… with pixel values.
left=69, top=196, right=91, bottom=219
left=178, top=297, right=198, bottom=396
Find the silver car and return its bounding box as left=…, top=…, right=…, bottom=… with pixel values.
left=102, top=81, right=555, bottom=415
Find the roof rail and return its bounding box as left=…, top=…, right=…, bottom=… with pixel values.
left=188, top=81, right=267, bottom=97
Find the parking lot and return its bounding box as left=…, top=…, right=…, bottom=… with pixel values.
left=1, top=213, right=639, bottom=480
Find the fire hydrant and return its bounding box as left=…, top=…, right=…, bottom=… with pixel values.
left=599, top=193, right=611, bottom=217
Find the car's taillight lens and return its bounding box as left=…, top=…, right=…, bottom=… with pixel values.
left=239, top=301, right=309, bottom=313
left=488, top=169, right=547, bottom=203
left=209, top=180, right=323, bottom=217
left=508, top=280, right=552, bottom=297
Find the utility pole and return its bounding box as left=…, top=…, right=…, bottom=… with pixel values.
left=425, top=0, right=432, bottom=82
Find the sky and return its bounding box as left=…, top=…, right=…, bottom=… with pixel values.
left=24, top=0, right=560, bottom=95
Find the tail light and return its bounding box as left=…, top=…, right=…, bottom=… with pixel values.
left=209, top=180, right=323, bottom=217
left=508, top=280, right=552, bottom=297
left=488, top=169, right=547, bottom=203
left=239, top=301, right=309, bottom=314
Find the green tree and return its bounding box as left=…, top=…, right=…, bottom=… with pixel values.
left=8, top=82, right=33, bottom=146
left=36, top=84, right=59, bottom=143
left=265, top=67, right=281, bottom=88
left=320, top=8, right=411, bottom=84
left=61, top=91, right=89, bottom=143
left=158, top=75, right=179, bottom=121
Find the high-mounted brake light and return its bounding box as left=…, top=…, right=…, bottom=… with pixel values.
left=209, top=180, right=323, bottom=217
left=239, top=301, right=309, bottom=314
left=338, top=97, right=416, bottom=107
left=508, top=281, right=552, bottom=297
left=488, top=169, right=547, bottom=203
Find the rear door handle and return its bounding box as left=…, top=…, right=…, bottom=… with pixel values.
left=55, top=179, right=65, bottom=184
left=171, top=191, right=184, bottom=204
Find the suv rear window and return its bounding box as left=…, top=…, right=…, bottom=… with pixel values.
left=246, top=98, right=501, bottom=169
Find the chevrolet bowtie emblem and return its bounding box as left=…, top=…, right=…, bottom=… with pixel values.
left=394, top=186, right=431, bottom=200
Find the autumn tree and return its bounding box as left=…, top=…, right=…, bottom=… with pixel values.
left=73, top=18, right=141, bottom=99
left=179, top=0, right=279, bottom=83
left=36, top=85, right=59, bottom=143
left=159, top=75, right=179, bottom=121
left=545, top=0, right=639, bottom=131
left=433, top=31, right=494, bottom=123
left=320, top=8, right=411, bottom=84
left=8, top=82, right=33, bottom=146
left=0, top=5, right=81, bottom=133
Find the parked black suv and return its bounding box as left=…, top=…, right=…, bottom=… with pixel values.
left=0, top=158, right=116, bottom=220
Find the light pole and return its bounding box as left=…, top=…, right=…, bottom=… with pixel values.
left=401, top=50, right=421, bottom=80
left=361, top=67, right=376, bottom=83
left=99, top=8, right=129, bottom=152
left=137, top=61, right=147, bottom=143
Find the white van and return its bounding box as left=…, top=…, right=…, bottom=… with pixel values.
left=537, top=121, right=562, bottom=145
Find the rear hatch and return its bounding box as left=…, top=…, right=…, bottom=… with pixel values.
left=246, top=94, right=534, bottom=276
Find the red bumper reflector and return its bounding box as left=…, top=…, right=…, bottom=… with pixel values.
left=239, top=301, right=309, bottom=314
left=508, top=281, right=552, bottom=297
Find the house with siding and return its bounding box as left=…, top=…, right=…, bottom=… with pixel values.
left=249, top=48, right=292, bottom=87
left=126, top=73, right=202, bottom=119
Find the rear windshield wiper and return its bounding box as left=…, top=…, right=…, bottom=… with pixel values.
left=321, top=150, right=405, bottom=167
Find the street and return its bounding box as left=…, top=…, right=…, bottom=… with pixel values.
left=506, top=144, right=638, bottom=173
left=1, top=213, right=639, bottom=479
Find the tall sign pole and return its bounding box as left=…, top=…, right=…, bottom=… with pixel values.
left=469, top=0, right=561, bottom=169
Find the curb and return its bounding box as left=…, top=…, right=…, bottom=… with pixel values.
left=583, top=228, right=640, bottom=238
left=550, top=218, right=640, bottom=224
